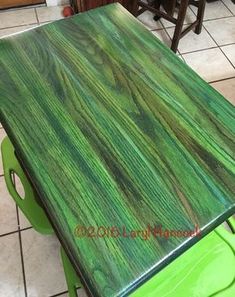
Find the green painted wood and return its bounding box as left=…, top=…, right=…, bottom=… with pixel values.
left=0, top=3, right=234, bottom=296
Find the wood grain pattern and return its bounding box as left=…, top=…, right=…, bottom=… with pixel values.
left=0, top=4, right=234, bottom=296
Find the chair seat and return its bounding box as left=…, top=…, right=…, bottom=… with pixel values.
left=61, top=223, right=235, bottom=297
left=131, top=227, right=235, bottom=297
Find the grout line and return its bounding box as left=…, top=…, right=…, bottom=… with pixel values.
left=176, top=10, right=235, bottom=84
left=220, top=45, right=235, bottom=70
left=147, top=16, right=174, bottom=50
left=0, top=22, right=39, bottom=31
left=0, top=229, right=19, bottom=238
left=179, top=54, right=186, bottom=63
left=0, top=226, right=33, bottom=238
left=19, top=226, right=33, bottom=232
left=49, top=290, right=69, bottom=297
left=219, top=41, right=235, bottom=47
left=202, top=23, right=235, bottom=71
left=18, top=230, right=28, bottom=297
left=0, top=3, right=46, bottom=13
left=150, top=28, right=165, bottom=32
left=171, top=42, right=235, bottom=57
left=34, top=7, right=40, bottom=25
left=159, top=18, right=165, bottom=29
left=189, top=4, right=234, bottom=22
left=163, top=26, right=175, bottom=50
left=154, top=6, right=235, bottom=56
left=186, top=5, right=235, bottom=30
left=181, top=45, right=218, bottom=56
left=209, top=76, right=235, bottom=84
left=221, top=0, right=235, bottom=16
left=163, top=26, right=172, bottom=41
left=197, top=15, right=234, bottom=23
left=207, top=75, right=235, bottom=84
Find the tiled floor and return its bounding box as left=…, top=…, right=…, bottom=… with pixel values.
left=0, top=1, right=235, bottom=296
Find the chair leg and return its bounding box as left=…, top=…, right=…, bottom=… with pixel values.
left=60, top=247, right=81, bottom=297
left=195, top=0, right=206, bottom=34
left=153, top=0, right=162, bottom=21
left=171, top=0, right=189, bottom=52
left=127, top=0, right=139, bottom=16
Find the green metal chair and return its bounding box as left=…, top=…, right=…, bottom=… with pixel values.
left=1, top=136, right=235, bottom=297
left=131, top=222, right=235, bottom=297
left=1, top=136, right=53, bottom=234
left=1, top=136, right=81, bottom=296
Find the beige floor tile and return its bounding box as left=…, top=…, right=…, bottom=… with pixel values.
left=210, top=78, right=235, bottom=106
left=191, top=1, right=232, bottom=20
left=0, top=176, right=18, bottom=235
left=0, top=8, right=37, bottom=29
left=137, top=10, right=163, bottom=30
left=151, top=29, right=171, bottom=47
left=39, top=21, right=52, bottom=26
left=0, top=128, right=7, bottom=175
left=0, top=233, right=25, bottom=297
left=222, top=0, right=235, bottom=15
left=183, top=48, right=235, bottom=82
left=204, top=17, right=235, bottom=45
left=77, top=288, right=89, bottom=297
left=36, top=6, right=64, bottom=23
left=0, top=24, right=38, bottom=39
left=55, top=288, right=88, bottom=297
left=161, top=7, right=196, bottom=28
left=167, top=26, right=216, bottom=54
left=21, top=229, right=67, bottom=297
left=221, top=44, right=235, bottom=67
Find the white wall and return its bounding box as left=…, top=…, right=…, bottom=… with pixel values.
left=46, top=0, right=69, bottom=6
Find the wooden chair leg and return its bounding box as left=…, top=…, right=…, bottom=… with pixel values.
left=153, top=0, right=162, bottom=21
left=171, top=0, right=189, bottom=52
left=128, top=0, right=139, bottom=16
left=195, top=0, right=206, bottom=34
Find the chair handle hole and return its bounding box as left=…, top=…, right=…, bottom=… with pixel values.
left=10, top=171, right=25, bottom=200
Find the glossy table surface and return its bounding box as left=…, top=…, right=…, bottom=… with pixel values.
left=0, top=3, right=235, bottom=297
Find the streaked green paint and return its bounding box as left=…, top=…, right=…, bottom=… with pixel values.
left=0, top=4, right=234, bottom=297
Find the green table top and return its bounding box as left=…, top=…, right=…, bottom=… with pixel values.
left=0, top=3, right=234, bottom=297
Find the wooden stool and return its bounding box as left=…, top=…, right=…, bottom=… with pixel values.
left=136, top=0, right=206, bottom=52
